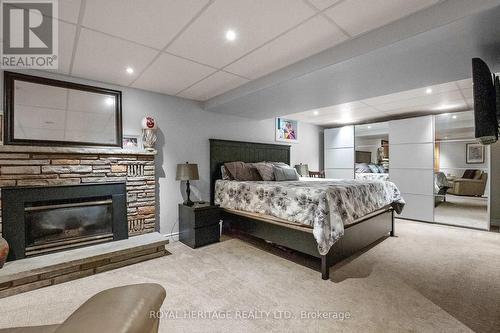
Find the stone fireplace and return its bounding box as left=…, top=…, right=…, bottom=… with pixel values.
left=2, top=183, right=128, bottom=260
left=0, top=146, right=157, bottom=261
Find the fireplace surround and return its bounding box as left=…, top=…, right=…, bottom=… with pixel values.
left=2, top=183, right=127, bottom=261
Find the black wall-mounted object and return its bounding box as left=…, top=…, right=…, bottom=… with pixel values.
left=2, top=182, right=128, bottom=261
left=3, top=71, right=123, bottom=148
left=472, top=58, right=498, bottom=144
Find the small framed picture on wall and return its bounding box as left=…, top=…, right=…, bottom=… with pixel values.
left=275, top=118, right=298, bottom=143
left=466, top=143, right=484, bottom=164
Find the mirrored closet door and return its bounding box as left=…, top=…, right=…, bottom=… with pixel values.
left=434, top=111, right=490, bottom=230
left=354, top=122, right=389, bottom=181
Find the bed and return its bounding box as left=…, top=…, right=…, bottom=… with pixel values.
left=210, top=139, right=404, bottom=280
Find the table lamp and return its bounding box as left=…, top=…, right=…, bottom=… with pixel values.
left=176, top=162, right=199, bottom=206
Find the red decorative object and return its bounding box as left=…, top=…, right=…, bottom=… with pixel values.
left=141, top=116, right=157, bottom=129
left=146, top=117, right=155, bottom=129
left=0, top=237, right=8, bottom=268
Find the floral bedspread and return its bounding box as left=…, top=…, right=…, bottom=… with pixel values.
left=215, top=179, right=404, bottom=255
left=355, top=173, right=390, bottom=181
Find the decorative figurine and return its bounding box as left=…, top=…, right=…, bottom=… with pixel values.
left=141, top=116, right=157, bottom=151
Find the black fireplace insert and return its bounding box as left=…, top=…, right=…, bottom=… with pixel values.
left=2, top=182, right=127, bottom=261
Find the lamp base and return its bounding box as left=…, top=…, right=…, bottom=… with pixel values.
left=183, top=199, right=195, bottom=207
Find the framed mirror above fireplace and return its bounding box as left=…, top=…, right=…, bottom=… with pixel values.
left=3, top=71, right=123, bottom=147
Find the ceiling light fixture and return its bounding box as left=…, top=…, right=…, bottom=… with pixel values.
left=313, top=110, right=319, bottom=116
left=367, top=125, right=372, bottom=129
left=126, top=67, right=134, bottom=74
left=225, top=30, right=237, bottom=41
left=425, top=88, right=433, bottom=94
left=452, top=115, right=458, bottom=119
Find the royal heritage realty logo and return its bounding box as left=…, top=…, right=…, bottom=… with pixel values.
left=1, top=0, right=58, bottom=69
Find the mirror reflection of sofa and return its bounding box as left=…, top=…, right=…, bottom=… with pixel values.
left=448, top=169, right=488, bottom=197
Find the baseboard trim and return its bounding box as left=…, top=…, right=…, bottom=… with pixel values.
left=164, top=231, right=179, bottom=241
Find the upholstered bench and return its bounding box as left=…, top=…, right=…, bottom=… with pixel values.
left=0, top=283, right=166, bottom=333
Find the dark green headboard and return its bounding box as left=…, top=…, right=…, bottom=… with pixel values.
left=209, top=139, right=291, bottom=204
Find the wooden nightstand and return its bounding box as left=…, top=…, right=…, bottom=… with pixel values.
left=178, top=203, right=221, bottom=248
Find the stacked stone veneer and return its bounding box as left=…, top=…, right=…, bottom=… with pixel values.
left=0, top=150, right=156, bottom=237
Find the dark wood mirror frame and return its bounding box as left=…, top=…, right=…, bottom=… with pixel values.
left=3, top=71, right=123, bottom=148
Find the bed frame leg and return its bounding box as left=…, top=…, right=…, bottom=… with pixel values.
left=390, top=210, right=395, bottom=237
left=321, top=255, right=329, bottom=280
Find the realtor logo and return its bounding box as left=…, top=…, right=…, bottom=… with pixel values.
left=1, top=0, right=58, bottom=69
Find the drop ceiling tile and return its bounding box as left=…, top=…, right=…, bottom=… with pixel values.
left=312, top=105, right=382, bottom=123
left=324, top=0, right=439, bottom=37
left=177, top=71, right=249, bottom=101
left=167, top=0, right=316, bottom=68
left=368, top=90, right=464, bottom=112
left=362, top=82, right=460, bottom=106
left=132, top=53, right=216, bottom=95
left=83, top=0, right=209, bottom=49
left=72, top=29, right=158, bottom=86
left=381, top=100, right=469, bottom=115
left=59, top=0, right=81, bottom=24
left=225, top=16, right=347, bottom=80
left=316, top=101, right=371, bottom=115
left=52, top=22, right=77, bottom=74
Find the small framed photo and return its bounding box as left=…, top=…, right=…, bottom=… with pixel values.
left=466, top=143, right=484, bottom=164
left=275, top=118, right=299, bottom=143
left=122, top=134, right=142, bottom=150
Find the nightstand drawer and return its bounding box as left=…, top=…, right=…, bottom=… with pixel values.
left=193, top=209, right=220, bottom=228
left=194, top=224, right=220, bottom=248
left=179, top=224, right=220, bottom=248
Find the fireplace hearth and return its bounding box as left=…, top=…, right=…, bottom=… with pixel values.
left=2, top=183, right=127, bottom=261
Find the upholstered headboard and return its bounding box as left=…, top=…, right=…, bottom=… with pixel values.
left=209, top=139, right=291, bottom=204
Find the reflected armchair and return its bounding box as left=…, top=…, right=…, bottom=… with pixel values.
left=448, top=170, right=488, bottom=197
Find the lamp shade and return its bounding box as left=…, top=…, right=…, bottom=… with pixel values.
left=294, top=164, right=309, bottom=177
left=176, top=163, right=199, bottom=181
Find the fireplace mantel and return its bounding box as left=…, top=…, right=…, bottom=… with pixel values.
left=0, top=145, right=156, bottom=156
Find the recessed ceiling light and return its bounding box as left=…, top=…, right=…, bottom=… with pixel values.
left=452, top=115, right=458, bottom=119
left=426, top=88, right=433, bottom=94
left=313, top=110, right=319, bottom=116
left=367, top=125, right=372, bottom=129
left=126, top=67, right=134, bottom=74
left=225, top=30, right=237, bottom=41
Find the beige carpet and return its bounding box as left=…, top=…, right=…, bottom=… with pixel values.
left=434, top=195, right=488, bottom=229
left=1, top=220, right=499, bottom=333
